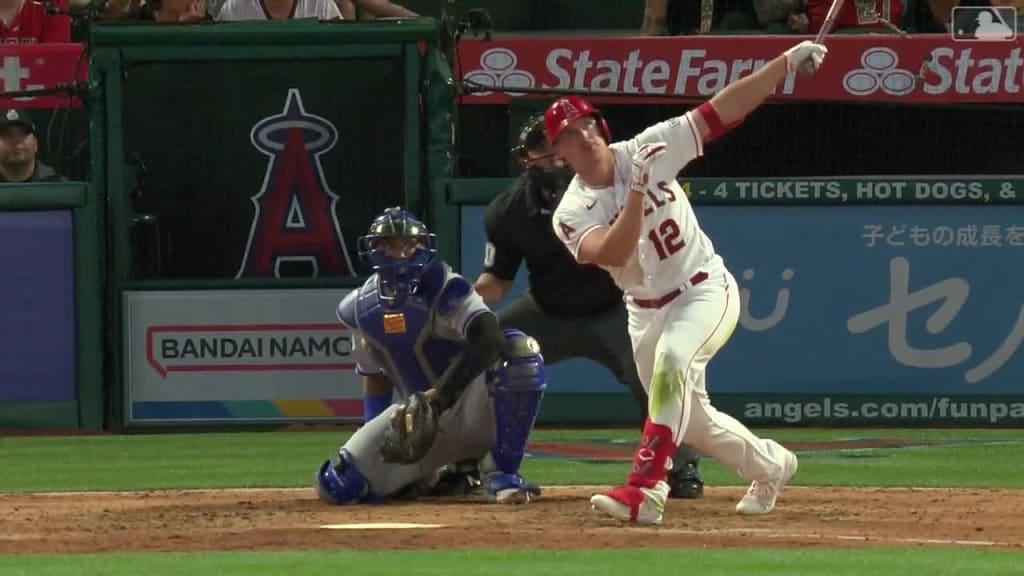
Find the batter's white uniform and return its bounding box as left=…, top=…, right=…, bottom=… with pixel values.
left=552, top=111, right=789, bottom=485
left=216, top=0, right=341, bottom=20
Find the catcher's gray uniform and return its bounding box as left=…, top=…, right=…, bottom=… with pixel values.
left=314, top=262, right=547, bottom=504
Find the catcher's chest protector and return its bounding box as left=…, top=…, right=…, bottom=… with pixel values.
left=354, top=262, right=463, bottom=397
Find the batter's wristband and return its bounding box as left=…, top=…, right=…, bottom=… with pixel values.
left=696, top=101, right=742, bottom=142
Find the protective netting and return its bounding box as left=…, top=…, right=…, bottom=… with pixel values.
left=457, top=101, right=1024, bottom=178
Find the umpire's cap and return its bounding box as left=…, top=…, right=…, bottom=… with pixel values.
left=511, top=113, right=547, bottom=158
left=0, top=109, right=35, bottom=134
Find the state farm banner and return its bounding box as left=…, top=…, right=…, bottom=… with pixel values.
left=456, top=34, right=1024, bottom=104
left=123, top=289, right=365, bottom=426
left=0, top=44, right=86, bottom=108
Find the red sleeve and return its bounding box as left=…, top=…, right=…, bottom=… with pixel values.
left=695, top=101, right=744, bottom=143
left=40, top=0, right=70, bottom=43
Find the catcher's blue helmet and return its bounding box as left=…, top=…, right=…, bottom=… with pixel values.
left=357, top=207, right=437, bottom=306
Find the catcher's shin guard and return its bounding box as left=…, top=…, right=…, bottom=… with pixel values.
left=314, top=449, right=370, bottom=505
left=485, top=328, right=546, bottom=474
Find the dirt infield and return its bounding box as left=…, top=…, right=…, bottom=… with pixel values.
left=3, top=486, right=1023, bottom=553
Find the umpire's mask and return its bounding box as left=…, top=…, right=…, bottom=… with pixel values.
left=514, top=112, right=575, bottom=209
left=528, top=162, right=574, bottom=209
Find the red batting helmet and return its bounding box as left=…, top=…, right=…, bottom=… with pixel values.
left=543, top=96, right=611, bottom=145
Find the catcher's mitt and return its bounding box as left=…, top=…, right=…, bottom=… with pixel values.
left=380, top=391, right=440, bottom=464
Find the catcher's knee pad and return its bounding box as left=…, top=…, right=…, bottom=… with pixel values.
left=485, top=328, right=546, bottom=474
left=314, top=449, right=370, bottom=505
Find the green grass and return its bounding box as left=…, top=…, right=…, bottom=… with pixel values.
left=4, top=428, right=1024, bottom=492
left=0, top=549, right=1022, bottom=576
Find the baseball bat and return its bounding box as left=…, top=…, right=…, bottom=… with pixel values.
left=816, top=0, right=845, bottom=41
left=798, top=0, right=846, bottom=75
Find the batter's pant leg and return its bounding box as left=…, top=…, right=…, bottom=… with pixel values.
left=593, top=302, right=700, bottom=468
left=629, top=272, right=785, bottom=483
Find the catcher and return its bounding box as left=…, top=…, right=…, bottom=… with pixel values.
left=315, top=207, right=546, bottom=505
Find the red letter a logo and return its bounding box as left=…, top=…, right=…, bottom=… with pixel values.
left=238, top=89, right=356, bottom=278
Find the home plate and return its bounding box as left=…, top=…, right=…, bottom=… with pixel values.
left=320, top=523, right=448, bottom=530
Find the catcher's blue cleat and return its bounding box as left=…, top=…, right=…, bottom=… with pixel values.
left=484, top=472, right=542, bottom=504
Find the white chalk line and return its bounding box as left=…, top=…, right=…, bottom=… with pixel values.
left=610, top=526, right=1012, bottom=548
left=320, top=523, right=448, bottom=530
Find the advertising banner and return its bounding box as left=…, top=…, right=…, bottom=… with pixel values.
left=680, top=176, right=1024, bottom=204
left=123, top=289, right=363, bottom=425
left=459, top=200, right=1024, bottom=424
left=456, top=34, right=1024, bottom=104
left=0, top=44, right=86, bottom=109
left=0, top=211, right=76, bottom=402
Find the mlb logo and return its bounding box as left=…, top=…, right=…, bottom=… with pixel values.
left=950, top=6, right=1018, bottom=41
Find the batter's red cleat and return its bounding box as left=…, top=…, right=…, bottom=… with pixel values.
left=590, top=481, right=669, bottom=525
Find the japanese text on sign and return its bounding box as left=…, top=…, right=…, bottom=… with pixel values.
left=861, top=224, right=1024, bottom=248
left=848, top=256, right=1024, bottom=384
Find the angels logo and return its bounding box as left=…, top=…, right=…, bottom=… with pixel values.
left=559, top=99, right=579, bottom=117
left=238, top=88, right=356, bottom=278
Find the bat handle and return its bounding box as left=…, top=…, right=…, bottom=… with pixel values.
left=813, top=18, right=839, bottom=43
left=798, top=30, right=830, bottom=75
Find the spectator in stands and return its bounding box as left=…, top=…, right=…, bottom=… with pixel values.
left=641, top=0, right=757, bottom=35
left=785, top=0, right=904, bottom=33
left=0, top=110, right=63, bottom=183
left=122, top=0, right=210, bottom=21
left=0, top=0, right=70, bottom=42
left=754, top=0, right=804, bottom=32
left=336, top=0, right=417, bottom=20
left=641, top=0, right=671, bottom=34
left=217, top=0, right=341, bottom=20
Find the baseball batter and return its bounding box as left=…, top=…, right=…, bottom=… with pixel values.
left=314, top=207, right=546, bottom=505
left=548, top=40, right=827, bottom=524
left=475, top=113, right=705, bottom=499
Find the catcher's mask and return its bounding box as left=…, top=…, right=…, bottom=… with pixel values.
left=358, top=207, right=437, bottom=307
left=513, top=113, right=575, bottom=208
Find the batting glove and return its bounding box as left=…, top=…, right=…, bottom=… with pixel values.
left=630, top=142, right=668, bottom=194
left=783, top=40, right=827, bottom=74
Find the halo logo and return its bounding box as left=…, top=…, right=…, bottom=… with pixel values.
left=843, top=47, right=917, bottom=97
left=238, top=89, right=356, bottom=278
left=463, top=48, right=535, bottom=96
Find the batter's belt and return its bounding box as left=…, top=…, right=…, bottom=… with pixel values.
left=631, top=271, right=709, bottom=309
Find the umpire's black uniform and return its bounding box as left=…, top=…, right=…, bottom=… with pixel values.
left=480, top=166, right=704, bottom=499
left=483, top=177, right=646, bottom=406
